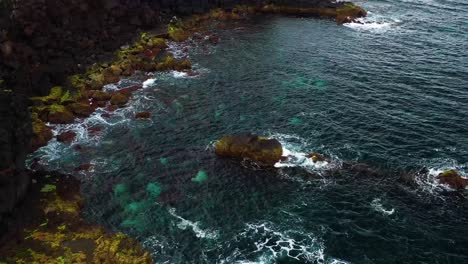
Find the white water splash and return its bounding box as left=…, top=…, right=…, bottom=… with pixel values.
left=171, top=71, right=189, bottom=78
left=143, top=78, right=157, bottom=88
left=269, top=133, right=339, bottom=174
left=371, top=198, right=395, bottom=216
left=415, top=159, right=467, bottom=193
left=167, top=41, right=190, bottom=59
left=169, top=208, right=219, bottom=239
left=344, top=11, right=401, bottom=33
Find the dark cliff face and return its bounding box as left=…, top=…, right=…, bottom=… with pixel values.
left=0, top=90, right=32, bottom=234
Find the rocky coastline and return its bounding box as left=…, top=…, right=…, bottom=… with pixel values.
left=0, top=0, right=368, bottom=261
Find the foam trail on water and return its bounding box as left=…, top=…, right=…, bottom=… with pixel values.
left=371, top=198, right=395, bottom=216
left=169, top=208, right=219, bottom=239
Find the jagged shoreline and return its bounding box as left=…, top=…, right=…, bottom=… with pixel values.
left=0, top=1, right=366, bottom=262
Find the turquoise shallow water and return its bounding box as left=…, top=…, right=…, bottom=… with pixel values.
left=30, top=0, right=468, bottom=263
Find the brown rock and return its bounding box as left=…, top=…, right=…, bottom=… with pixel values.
left=306, top=152, right=326, bottom=162
left=135, top=112, right=151, bottom=119
left=106, top=105, right=118, bottom=112
left=46, top=105, right=75, bottom=124
left=57, top=131, right=77, bottom=143
left=67, top=102, right=95, bottom=117
left=110, top=93, right=129, bottom=107
left=215, top=133, right=283, bottom=166
left=437, top=170, right=468, bottom=190
left=208, top=34, right=220, bottom=45
left=32, top=117, right=53, bottom=151
left=90, top=90, right=111, bottom=101
left=117, top=85, right=141, bottom=96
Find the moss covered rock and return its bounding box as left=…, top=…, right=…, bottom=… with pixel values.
left=168, top=25, right=190, bottom=42
left=336, top=2, right=367, bottom=24
left=0, top=172, right=154, bottom=263
left=437, top=170, right=468, bottom=190
left=46, top=104, right=75, bottom=124
left=67, top=102, right=94, bottom=117
left=31, top=114, right=53, bottom=151
left=110, top=93, right=129, bottom=107
left=30, top=86, right=64, bottom=105
left=89, top=90, right=112, bottom=101
left=215, top=133, right=283, bottom=166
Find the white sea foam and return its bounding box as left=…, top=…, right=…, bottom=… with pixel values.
left=142, top=78, right=157, bottom=88
left=167, top=41, right=190, bottom=59
left=371, top=198, right=395, bottom=216
left=268, top=133, right=339, bottom=174
left=169, top=208, right=219, bottom=239
left=171, top=71, right=188, bottom=78
left=414, top=159, right=468, bottom=193
left=344, top=10, right=401, bottom=33
left=344, top=20, right=393, bottom=33
left=222, top=222, right=350, bottom=264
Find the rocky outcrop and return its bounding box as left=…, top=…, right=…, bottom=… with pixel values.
left=215, top=133, right=283, bottom=166
left=0, top=170, right=154, bottom=263
left=437, top=170, right=468, bottom=190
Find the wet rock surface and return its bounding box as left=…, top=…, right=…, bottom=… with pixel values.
left=215, top=133, right=283, bottom=166
left=437, top=170, right=468, bottom=190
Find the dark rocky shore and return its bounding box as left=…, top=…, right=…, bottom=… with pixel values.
left=0, top=0, right=367, bottom=262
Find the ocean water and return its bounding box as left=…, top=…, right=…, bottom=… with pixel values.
left=30, top=0, right=468, bottom=263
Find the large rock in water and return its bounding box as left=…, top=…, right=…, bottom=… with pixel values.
left=437, top=170, right=468, bottom=190
left=215, top=133, right=283, bottom=166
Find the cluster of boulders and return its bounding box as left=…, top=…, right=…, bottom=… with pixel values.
left=28, top=31, right=195, bottom=150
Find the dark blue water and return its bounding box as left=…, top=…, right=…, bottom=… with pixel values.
left=31, top=0, right=468, bottom=263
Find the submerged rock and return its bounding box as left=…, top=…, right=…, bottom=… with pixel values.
left=215, top=133, right=283, bottom=166
left=437, top=170, right=468, bottom=190
left=306, top=152, right=327, bottom=162
left=135, top=112, right=151, bottom=119
left=57, top=131, right=77, bottom=143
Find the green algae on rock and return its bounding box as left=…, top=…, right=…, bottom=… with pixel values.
left=437, top=170, right=468, bottom=190
left=0, top=172, right=153, bottom=263
left=110, top=93, right=129, bottom=107
left=31, top=113, right=53, bottom=151
left=215, top=133, right=283, bottom=166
